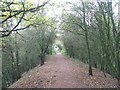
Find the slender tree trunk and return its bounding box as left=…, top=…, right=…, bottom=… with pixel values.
left=82, top=2, right=93, bottom=76
left=8, top=37, right=16, bottom=83
left=10, top=46, right=15, bottom=83
left=40, top=54, right=45, bottom=66
left=15, top=32, right=21, bottom=79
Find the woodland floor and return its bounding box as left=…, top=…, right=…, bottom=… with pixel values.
left=9, top=54, right=118, bottom=88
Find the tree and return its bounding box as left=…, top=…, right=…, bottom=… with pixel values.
left=61, top=0, right=120, bottom=84
left=0, top=0, right=49, bottom=37
left=1, top=0, right=56, bottom=88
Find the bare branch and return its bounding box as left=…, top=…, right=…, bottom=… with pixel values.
left=1, top=1, right=49, bottom=24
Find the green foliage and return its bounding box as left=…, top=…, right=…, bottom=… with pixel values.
left=61, top=47, right=67, bottom=55
left=52, top=49, right=56, bottom=55
left=0, top=0, right=49, bottom=37
left=2, top=16, right=56, bottom=88
left=62, top=1, right=120, bottom=81
left=1, top=0, right=57, bottom=88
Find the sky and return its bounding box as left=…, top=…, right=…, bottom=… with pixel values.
left=25, top=0, right=119, bottom=18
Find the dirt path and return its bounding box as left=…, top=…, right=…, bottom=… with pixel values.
left=47, top=54, right=81, bottom=88
left=9, top=54, right=118, bottom=88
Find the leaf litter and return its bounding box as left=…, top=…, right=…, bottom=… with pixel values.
left=9, top=55, right=119, bottom=88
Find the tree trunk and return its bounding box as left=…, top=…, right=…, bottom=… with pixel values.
left=41, top=54, right=45, bottom=66
left=82, top=2, right=93, bottom=76
left=15, top=32, right=21, bottom=79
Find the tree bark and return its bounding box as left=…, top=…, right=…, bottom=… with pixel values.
left=82, top=2, right=93, bottom=76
